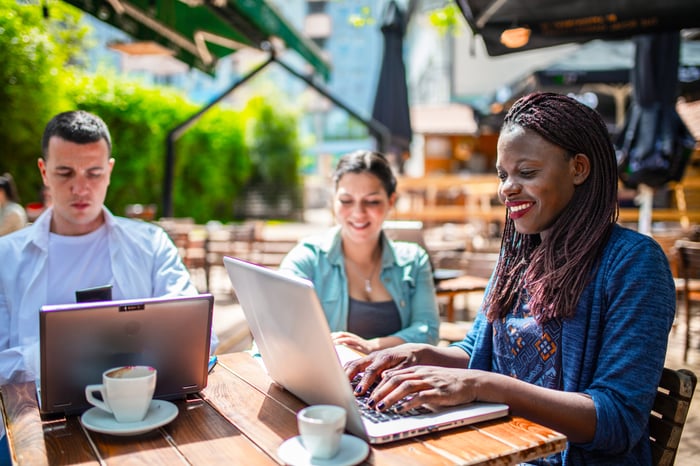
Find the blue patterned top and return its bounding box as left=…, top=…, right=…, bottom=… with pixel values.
left=493, top=292, right=563, bottom=465
left=492, top=296, right=562, bottom=388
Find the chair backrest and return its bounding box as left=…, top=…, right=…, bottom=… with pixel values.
left=676, top=240, right=700, bottom=283
left=649, top=367, right=697, bottom=466
left=382, top=220, right=428, bottom=250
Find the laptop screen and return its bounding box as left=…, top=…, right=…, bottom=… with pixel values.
left=39, top=294, right=214, bottom=415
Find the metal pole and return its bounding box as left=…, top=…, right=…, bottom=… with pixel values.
left=162, top=55, right=275, bottom=217
left=272, top=57, right=392, bottom=154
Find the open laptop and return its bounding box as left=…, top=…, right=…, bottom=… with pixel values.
left=39, top=294, right=214, bottom=416
left=223, top=256, right=508, bottom=444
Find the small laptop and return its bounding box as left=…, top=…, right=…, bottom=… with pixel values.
left=223, top=256, right=508, bottom=444
left=39, top=294, right=214, bottom=415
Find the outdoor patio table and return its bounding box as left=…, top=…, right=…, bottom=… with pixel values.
left=1, top=352, right=566, bottom=465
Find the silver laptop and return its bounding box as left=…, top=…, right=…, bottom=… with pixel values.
left=223, top=256, right=508, bottom=444
left=39, top=294, right=214, bottom=415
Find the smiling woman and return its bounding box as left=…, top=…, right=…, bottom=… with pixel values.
left=279, top=150, right=440, bottom=354
left=344, top=93, right=676, bottom=465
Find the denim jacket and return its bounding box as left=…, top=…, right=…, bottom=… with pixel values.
left=279, top=226, right=440, bottom=344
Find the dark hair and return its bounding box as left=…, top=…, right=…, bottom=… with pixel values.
left=485, top=92, right=618, bottom=323
left=0, top=173, right=21, bottom=203
left=41, top=110, right=112, bottom=158
left=332, top=150, right=397, bottom=197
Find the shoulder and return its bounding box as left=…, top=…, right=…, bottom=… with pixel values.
left=113, top=216, right=167, bottom=237
left=296, top=228, right=340, bottom=254
left=7, top=202, right=26, bottom=216
left=386, top=238, right=429, bottom=266
left=604, top=225, right=665, bottom=259
left=109, top=217, right=172, bottom=253
left=597, top=225, right=671, bottom=281
left=0, top=224, right=33, bottom=250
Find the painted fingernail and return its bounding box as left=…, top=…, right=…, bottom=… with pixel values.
left=377, top=402, right=385, bottom=410
left=355, top=385, right=362, bottom=393
left=366, top=399, right=375, bottom=407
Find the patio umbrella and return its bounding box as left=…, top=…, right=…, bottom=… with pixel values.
left=372, top=0, right=412, bottom=169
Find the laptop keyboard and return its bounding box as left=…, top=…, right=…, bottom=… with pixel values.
left=351, top=375, right=431, bottom=423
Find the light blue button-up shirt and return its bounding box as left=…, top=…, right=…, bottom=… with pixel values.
left=279, top=226, right=440, bottom=345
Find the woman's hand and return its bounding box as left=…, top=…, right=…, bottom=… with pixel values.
left=344, top=343, right=439, bottom=395
left=367, top=366, right=486, bottom=413
left=331, top=331, right=377, bottom=354
left=331, top=331, right=406, bottom=354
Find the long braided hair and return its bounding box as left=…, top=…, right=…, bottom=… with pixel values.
left=485, top=92, right=619, bottom=323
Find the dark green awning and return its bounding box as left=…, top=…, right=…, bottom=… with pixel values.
left=64, top=0, right=331, bottom=80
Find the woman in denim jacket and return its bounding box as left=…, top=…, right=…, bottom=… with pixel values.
left=280, top=151, right=440, bottom=354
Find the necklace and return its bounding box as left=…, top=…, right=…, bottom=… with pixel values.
left=346, top=251, right=381, bottom=294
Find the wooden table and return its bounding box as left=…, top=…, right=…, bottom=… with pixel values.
left=435, top=274, right=490, bottom=322
left=1, top=352, right=567, bottom=465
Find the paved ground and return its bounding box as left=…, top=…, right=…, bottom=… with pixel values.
left=206, top=212, right=700, bottom=464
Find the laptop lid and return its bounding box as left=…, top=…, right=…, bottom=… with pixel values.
left=223, top=256, right=508, bottom=444
left=39, top=294, right=214, bottom=416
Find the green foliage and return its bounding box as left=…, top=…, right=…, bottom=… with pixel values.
left=64, top=73, right=250, bottom=223
left=244, top=96, right=303, bottom=214
left=348, top=6, right=375, bottom=28
left=427, top=2, right=463, bottom=36
left=0, top=0, right=302, bottom=223
left=0, top=0, right=87, bottom=202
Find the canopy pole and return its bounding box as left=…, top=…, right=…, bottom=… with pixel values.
left=637, top=184, right=654, bottom=236
left=162, top=54, right=275, bottom=218
left=271, top=57, right=391, bottom=153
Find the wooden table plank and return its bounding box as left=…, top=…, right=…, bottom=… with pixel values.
left=1, top=382, right=49, bottom=466
left=86, top=429, right=182, bottom=465
left=43, top=417, right=98, bottom=465
left=201, top=355, right=299, bottom=462
left=164, top=396, right=275, bottom=465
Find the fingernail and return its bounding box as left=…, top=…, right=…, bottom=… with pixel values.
left=354, top=385, right=362, bottom=393
left=366, top=399, right=375, bottom=407
left=377, top=402, right=385, bottom=410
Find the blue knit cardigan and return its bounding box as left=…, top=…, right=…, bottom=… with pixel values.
left=452, top=225, right=676, bottom=465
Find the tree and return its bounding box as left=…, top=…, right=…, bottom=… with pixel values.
left=0, top=0, right=89, bottom=203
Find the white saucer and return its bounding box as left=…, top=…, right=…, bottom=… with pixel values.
left=80, top=399, right=178, bottom=436
left=278, top=434, right=369, bottom=466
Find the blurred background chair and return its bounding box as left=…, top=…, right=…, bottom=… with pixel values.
left=676, top=240, right=700, bottom=362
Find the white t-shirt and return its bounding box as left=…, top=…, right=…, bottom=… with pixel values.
left=47, top=224, right=118, bottom=305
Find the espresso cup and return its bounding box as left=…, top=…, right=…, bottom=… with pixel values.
left=297, top=405, right=346, bottom=459
left=85, top=366, right=156, bottom=423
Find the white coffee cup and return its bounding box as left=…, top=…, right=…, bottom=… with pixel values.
left=85, top=365, right=157, bottom=423
left=297, top=404, right=346, bottom=459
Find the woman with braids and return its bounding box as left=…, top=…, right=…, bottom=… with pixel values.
left=345, top=93, right=675, bottom=464
left=280, top=150, right=440, bottom=354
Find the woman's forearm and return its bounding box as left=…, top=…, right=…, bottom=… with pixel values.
left=476, top=371, right=597, bottom=443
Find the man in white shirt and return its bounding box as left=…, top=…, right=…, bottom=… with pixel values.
left=0, top=111, right=216, bottom=458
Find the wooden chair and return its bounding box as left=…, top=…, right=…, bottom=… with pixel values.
left=675, top=240, right=700, bottom=362
left=649, top=367, right=697, bottom=466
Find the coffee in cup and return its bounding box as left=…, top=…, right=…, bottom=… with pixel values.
left=297, top=404, right=346, bottom=459
left=85, top=365, right=156, bottom=423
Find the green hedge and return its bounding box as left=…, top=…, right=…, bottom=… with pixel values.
left=0, top=0, right=303, bottom=223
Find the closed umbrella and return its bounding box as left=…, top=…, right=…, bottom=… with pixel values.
left=372, top=0, right=412, bottom=169
left=615, top=32, right=695, bottom=233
